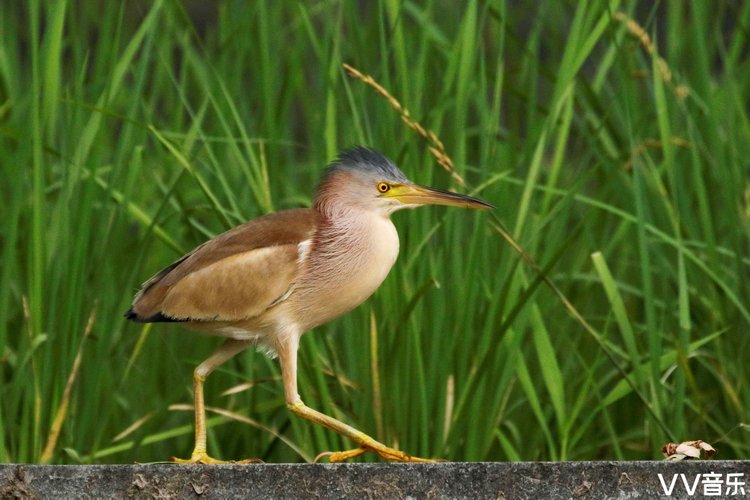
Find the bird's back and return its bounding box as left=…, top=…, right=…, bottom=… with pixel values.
left=126, top=208, right=319, bottom=324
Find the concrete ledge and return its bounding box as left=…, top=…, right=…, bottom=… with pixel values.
left=1, top=461, right=748, bottom=499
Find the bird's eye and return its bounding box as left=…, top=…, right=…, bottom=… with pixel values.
left=377, top=182, right=391, bottom=193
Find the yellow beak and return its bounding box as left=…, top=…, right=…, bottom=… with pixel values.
left=382, top=184, right=494, bottom=210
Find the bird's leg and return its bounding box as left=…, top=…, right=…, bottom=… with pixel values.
left=277, top=335, right=438, bottom=463
left=172, top=338, right=257, bottom=464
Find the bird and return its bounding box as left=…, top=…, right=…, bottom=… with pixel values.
left=125, top=146, right=493, bottom=463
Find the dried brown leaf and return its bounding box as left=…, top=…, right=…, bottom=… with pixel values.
left=662, top=440, right=717, bottom=460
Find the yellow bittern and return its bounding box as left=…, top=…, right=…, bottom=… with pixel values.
left=126, top=147, right=492, bottom=463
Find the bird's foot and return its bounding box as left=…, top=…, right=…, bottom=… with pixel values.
left=171, top=449, right=262, bottom=464
left=286, top=400, right=442, bottom=463
left=315, top=444, right=441, bottom=463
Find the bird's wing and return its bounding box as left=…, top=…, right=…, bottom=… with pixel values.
left=128, top=208, right=319, bottom=322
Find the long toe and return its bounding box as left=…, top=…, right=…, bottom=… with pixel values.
left=315, top=447, right=368, bottom=463
left=372, top=448, right=442, bottom=463
left=171, top=451, right=262, bottom=464
left=317, top=445, right=442, bottom=463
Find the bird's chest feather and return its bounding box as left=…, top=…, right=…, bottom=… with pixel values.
left=344, top=215, right=400, bottom=294
left=293, top=214, right=399, bottom=328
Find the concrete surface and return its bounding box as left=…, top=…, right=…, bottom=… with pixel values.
left=0, top=461, right=748, bottom=499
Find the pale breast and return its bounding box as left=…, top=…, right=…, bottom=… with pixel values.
left=290, top=213, right=400, bottom=329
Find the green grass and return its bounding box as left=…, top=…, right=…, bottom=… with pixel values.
left=1, top=0, right=749, bottom=463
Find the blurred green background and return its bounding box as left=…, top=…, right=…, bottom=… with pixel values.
left=1, top=0, right=749, bottom=463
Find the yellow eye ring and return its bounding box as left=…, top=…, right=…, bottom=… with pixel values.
left=377, top=182, right=390, bottom=193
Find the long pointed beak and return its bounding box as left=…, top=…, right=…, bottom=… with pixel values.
left=382, top=184, right=494, bottom=210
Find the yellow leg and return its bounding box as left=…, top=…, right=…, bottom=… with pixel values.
left=277, top=334, right=440, bottom=463
left=171, top=339, right=260, bottom=464
left=287, top=401, right=439, bottom=462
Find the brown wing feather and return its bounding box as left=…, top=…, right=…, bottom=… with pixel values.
left=129, top=208, right=318, bottom=322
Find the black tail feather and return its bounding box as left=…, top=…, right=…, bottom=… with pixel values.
left=124, top=308, right=186, bottom=323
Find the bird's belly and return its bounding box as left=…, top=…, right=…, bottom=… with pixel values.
left=185, top=316, right=273, bottom=340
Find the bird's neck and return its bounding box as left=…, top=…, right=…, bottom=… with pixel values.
left=313, top=207, right=397, bottom=258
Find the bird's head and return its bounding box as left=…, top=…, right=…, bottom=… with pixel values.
left=314, top=147, right=493, bottom=217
